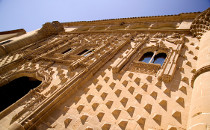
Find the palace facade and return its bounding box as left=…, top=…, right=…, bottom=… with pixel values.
left=0, top=8, right=209, bottom=130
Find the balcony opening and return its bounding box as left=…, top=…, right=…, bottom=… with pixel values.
left=0, top=76, right=42, bottom=112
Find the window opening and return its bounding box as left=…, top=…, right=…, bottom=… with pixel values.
left=62, top=48, right=71, bottom=54
left=83, top=49, right=95, bottom=57
left=0, top=76, right=42, bottom=112
left=0, top=40, right=12, bottom=45
left=77, top=49, right=89, bottom=55
left=139, top=52, right=153, bottom=63
left=153, top=53, right=167, bottom=66
left=139, top=51, right=167, bottom=66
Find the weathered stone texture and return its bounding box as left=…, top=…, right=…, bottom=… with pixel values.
left=0, top=8, right=209, bottom=130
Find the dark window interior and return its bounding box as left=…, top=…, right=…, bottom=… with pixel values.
left=84, top=49, right=94, bottom=57
left=0, top=40, right=12, bottom=45
left=153, top=53, right=167, bottom=65
left=62, top=48, right=71, bottom=54
left=139, top=52, right=153, bottom=63
left=77, top=49, right=89, bottom=55
left=0, top=76, right=41, bottom=112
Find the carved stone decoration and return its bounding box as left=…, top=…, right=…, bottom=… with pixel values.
left=38, top=21, right=64, bottom=37
left=190, top=8, right=210, bottom=39
left=0, top=10, right=208, bottom=130
left=0, top=61, right=53, bottom=128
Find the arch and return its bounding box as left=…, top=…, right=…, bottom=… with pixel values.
left=153, top=53, right=167, bottom=66
left=0, top=76, right=42, bottom=112
left=0, top=68, right=52, bottom=115
left=139, top=52, right=154, bottom=63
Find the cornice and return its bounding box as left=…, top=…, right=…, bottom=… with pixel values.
left=61, top=29, right=191, bottom=35
left=62, top=12, right=200, bottom=27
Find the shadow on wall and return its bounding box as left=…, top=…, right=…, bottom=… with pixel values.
left=163, top=44, right=188, bottom=92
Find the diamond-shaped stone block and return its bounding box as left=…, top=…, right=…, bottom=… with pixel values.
left=135, top=94, right=142, bottom=103
left=77, top=105, right=85, bottom=113
left=101, top=92, right=108, bottom=100
left=134, top=77, right=140, bottom=85
left=86, top=95, right=94, bottom=103
left=115, top=89, right=122, bottom=97
left=106, top=100, right=113, bottom=109
left=112, top=109, right=121, bottom=119
left=120, top=97, right=128, bottom=107
left=97, top=112, right=105, bottom=122
left=128, top=86, right=135, bottom=94
left=137, top=116, right=146, bottom=129
left=118, top=120, right=128, bottom=130
left=127, top=106, right=135, bottom=117
left=102, top=123, right=111, bottom=130
left=153, top=114, right=161, bottom=126
left=92, top=103, right=99, bottom=111
left=80, top=115, right=88, bottom=125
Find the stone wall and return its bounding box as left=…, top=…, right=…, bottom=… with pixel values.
left=0, top=9, right=209, bottom=130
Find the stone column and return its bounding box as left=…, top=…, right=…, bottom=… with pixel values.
left=188, top=31, right=210, bottom=130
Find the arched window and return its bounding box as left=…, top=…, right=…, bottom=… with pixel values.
left=139, top=51, right=167, bottom=66
left=153, top=53, right=167, bottom=66
left=139, top=52, right=153, bottom=63
left=0, top=76, right=42, bottom=112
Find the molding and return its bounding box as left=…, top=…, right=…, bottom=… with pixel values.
left=63, top=29, right=191, bottom=34
left=62, top=12, right=200, bottom=27
left=191, top=65, right=210, bottom=88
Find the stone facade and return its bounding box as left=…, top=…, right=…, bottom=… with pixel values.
left=0, top=8, right=209, bottom=130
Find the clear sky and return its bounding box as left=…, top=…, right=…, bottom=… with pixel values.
left=0, top=0, right=209, bottom=32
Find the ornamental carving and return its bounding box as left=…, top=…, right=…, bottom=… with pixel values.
left=190, top=8, right=210, bottom=39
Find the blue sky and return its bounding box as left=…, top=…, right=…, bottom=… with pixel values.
left=0, top=0, right=209, bottom=32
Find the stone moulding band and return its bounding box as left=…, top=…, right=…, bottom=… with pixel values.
left=63, top=29, right=191, bottom=35
left=191, top=65, right=210, bottom=88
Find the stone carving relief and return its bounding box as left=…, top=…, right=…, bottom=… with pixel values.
left=190, top=8, right=210, bottom=39
left=116, top=32, right=187, bottom=83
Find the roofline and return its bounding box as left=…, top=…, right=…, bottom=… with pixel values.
left=62, top=11, right=201, bottom=27
left=0, top=29, right=26, bottom=35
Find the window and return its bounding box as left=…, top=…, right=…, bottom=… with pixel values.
left=0, top=76, right=41, bottom=112
left=139, top=51, right=166, bottom=66
left=139, top=52, right=153, bottom=63
left=83, top=49, right=95, bottom=56
left=78, top=49, right=89, bottom=55
left=0, top=40, right=12, bottom=45
left=153, top=53, right=167, bottom=66
left=62, top=48, right=72, bottom=54
left=77, top=49, right=95, bottom=56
